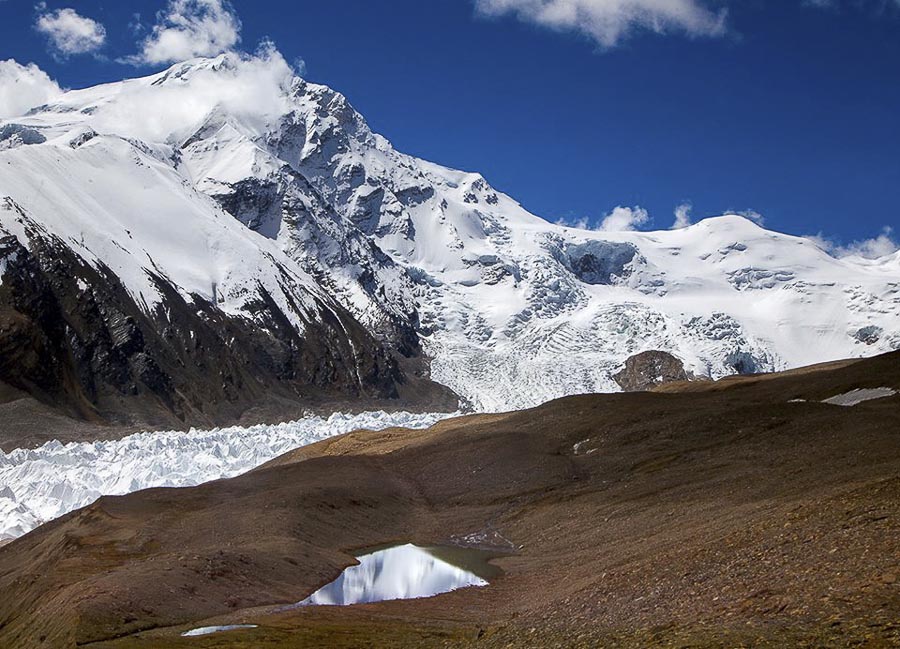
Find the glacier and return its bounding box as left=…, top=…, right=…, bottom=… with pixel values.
left=0, top=410, right=455, bottom=542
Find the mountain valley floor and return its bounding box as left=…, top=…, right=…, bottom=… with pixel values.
left=0, top=353, right=898, bottom=648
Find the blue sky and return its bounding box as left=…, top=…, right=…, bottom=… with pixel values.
left=1, top=0, right=898, bottom=253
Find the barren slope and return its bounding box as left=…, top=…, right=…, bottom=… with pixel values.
left=0, top=352, right=898, bottom=648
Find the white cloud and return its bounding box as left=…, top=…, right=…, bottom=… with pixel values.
left=554, top=215, right=591, bottom=229
left=89, top=44, right=296, bottom=143
left=474, top=0, right=727, bottom=49
left=671, top=202, right=692, bottom=229
left=556, top=205, right=650, bottom=231
left=0, top=59, right=63, bottom=119
left=130, top=0, right=242, bottom=65
left=598, top=205, right=650, bottom=231
left=730, top=208, right=765, bottom=225
left=804, top=0, right=900, bottom=9
left=293, top=56, right=308, bottom=77
left=129, top=13, right=146, bottom=35
left=35, top=8, right=107, bottom=56
left=809, top=226, right=899, bottom=260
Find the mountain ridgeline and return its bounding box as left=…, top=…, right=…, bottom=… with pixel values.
left=0, top=53, right=898, bottom=429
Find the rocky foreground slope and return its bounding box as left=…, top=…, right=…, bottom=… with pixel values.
left=0, top=351, right=897, bottom=648
left=1, top=49, right=898, bottom=428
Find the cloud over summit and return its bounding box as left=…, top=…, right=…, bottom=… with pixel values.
left=810, top=227, right=899, bottom=260
left=0, top=59, right=62, bottom=119
left=130, top=0, right=242, bottom=65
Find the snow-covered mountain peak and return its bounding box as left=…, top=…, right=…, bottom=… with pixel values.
left=14, top=51, right=294, bottom=150
left=2, top=54, right=898, bottom=413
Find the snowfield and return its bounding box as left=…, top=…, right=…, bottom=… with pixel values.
left=0, top=410, right=455, bottom=542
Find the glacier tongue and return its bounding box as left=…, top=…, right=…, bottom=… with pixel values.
left=0, top=410, right=456, bottom=542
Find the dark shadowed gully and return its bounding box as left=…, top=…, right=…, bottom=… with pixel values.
left=0, top=351, right=897, bottom=648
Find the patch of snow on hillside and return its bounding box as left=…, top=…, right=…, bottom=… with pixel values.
left=822, top=388, right=897, bottom=407
left=182, top=625, right=258, bottom=637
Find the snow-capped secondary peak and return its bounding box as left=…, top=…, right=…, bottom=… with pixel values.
left=2, top=52, right=898, bottom=413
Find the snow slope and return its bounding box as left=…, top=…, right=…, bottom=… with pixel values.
left=2, top=50, right=898, bottom=411
left=0, top=116, right=320, bottom=330
left=0, top=410, right=454, bottom=541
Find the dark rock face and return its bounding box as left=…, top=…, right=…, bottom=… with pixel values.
left=0, top=124, right=47, bottom=148
left=0, top=227, right=454, bottom=431
left=210, top=166, right=425, bottom=361
left=550, top=240, right=640, bottom=286
left=854, top=325, right=883, bottom=345
left=725, top=350, right=762, bottom=375
left=214, top=178, right=284, bottom=238
left=613, top=350, right=692, bottom=392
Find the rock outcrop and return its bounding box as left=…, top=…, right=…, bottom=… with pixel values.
left=613, top=350, right=694, bottom=392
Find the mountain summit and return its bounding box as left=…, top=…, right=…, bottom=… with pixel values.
left=1, top=51, right=897, bottom=421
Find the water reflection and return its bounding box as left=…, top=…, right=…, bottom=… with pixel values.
left=298, top=543, right=500, bottom=606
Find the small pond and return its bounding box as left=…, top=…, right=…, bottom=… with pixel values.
left=296, top=543, right=503, bottom=606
